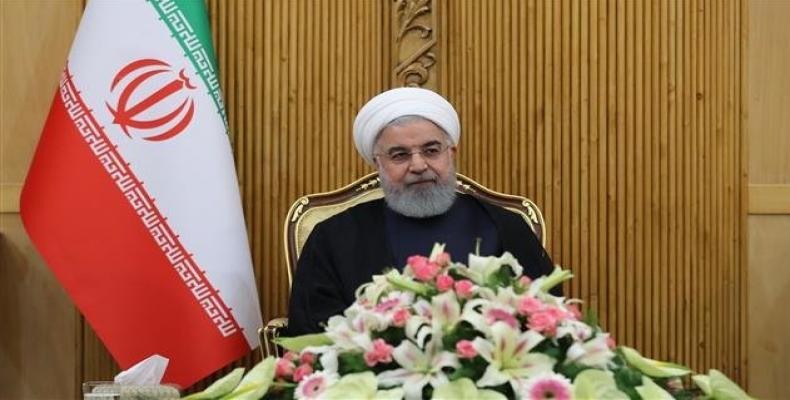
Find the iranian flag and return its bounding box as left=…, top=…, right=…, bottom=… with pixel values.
left=20, top=0, right=262, bottom=387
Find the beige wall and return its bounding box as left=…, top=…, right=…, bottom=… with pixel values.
left=0, top=1, right=83, bottom=399
left=747, top=1, right=790, bottom=398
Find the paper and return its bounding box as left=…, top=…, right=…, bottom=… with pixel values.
left=114, top=354, right=169, bottom=386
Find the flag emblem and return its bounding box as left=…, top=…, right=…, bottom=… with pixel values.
left=106, top=58, right=196, bottom=141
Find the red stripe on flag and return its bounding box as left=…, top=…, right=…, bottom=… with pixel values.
left=20, top=69, right=250, bottom=387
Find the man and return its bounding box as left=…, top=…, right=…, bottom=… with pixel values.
left=287, top=87, right=555, bottom=335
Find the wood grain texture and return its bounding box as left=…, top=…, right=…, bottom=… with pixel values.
left=440, top=0, right=745, bottom=382
left=746, top=1, right=790, bottom=398
left=0, top=2, right=83, bottom=398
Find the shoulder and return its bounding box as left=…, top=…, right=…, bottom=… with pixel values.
left=471, top=195, right=531, bottom=228
left=311, top=198, right=385, bottom=233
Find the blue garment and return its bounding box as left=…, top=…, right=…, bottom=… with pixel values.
left=384, top=194, right=500, bottom=267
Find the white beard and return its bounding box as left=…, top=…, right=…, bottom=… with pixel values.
left=380, top=167, right=457, bottom=218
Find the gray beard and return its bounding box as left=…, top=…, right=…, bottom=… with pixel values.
left=380, top=170, right=457, bottom=218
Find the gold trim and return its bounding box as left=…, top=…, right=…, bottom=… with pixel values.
left=259, top=317, right=288, bottom=359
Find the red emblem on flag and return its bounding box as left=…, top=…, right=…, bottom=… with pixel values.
left=106, top=58, right=196, bottom=141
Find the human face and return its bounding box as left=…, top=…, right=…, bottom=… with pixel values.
left=373, top=119, right=457, bottom=191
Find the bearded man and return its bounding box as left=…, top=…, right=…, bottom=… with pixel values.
left=287, top=88, right=555, bottom=335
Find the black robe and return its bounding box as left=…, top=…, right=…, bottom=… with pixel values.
left=286, top=195, right=556, bottom=335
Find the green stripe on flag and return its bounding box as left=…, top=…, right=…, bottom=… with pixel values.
left=147, top=0, right=228, bottom=131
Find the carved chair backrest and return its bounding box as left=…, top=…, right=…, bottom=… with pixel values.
left=282, top=172, right=546, bottom=287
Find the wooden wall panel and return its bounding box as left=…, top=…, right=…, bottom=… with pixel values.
left=207, top=0, right=392, bottom=326
left=440, top=0, right=746, bottom=382
left=0, top=1, right=83, bottom=399
left=746, top=1, right=790, bottom=398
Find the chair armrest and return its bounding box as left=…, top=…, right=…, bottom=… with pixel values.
left=259, top=317, right=289, bottom=358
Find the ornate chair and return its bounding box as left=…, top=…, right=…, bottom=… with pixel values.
left=259, top=172, right=546, bottom=358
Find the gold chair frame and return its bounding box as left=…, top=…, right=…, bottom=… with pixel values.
left=260, top=172, right=546, bottom=358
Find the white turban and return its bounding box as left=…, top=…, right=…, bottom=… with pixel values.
left=352, top=87, right=460, bottom=165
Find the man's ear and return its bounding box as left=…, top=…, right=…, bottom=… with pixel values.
left=450, top=145, right=458, bottom=157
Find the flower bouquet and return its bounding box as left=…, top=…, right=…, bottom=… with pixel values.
left=185, top=244, right=751, bottom=400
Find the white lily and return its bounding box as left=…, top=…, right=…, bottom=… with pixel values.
left=472, top=322, right=554, bottom=391
left=555, top=319, right=594, bottom=342
left=564, top=333, right=615, bottom=369
left=355, top=273, right=394, bottom=305
left=428, top=242, right=447, bottom=262
left=431, top=291, right=461, bottom=333
left=454, top=251, right=523, bottom=285
left=324, top=316, right=371, bottom=352
left=462, top=298, right=520, bottom=335
left=377, top=339, right=460, bottom=400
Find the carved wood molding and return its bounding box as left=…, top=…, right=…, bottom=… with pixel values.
left=392, top=0, right=437, bottom=89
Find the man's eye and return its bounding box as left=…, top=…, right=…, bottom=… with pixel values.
left=390, top=152, right=410, bottom=162
left=422, top=147, right=441, bottom=156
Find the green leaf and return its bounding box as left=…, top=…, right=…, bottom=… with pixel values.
left=708, top=369, right=753, bottom=400
left=582, top=307, right=600, bottom=328
left=634, top=376, right=675, bottom=400
left=385, top=270, right=431, bottom=296
left=182, top=367, right=244, bottom=399
left=572, top=369, right=630, bottom=400
left=620, top=347, right=691, bottom=378
left=613, top=364, right=643, bottom=400
left=337, top=352, right=368, bottom=375
left=273, top=333, right=332, bottom=352
left=220, top=357, right=276, bottom=400
left=692, top=374, right=712, bottom=396
left=485, top=266, right=514, bottom=288
left=432, top=378, right=507, bottom=400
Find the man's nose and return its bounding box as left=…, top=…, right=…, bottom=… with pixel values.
left=408, top=152, right=428, bottom=172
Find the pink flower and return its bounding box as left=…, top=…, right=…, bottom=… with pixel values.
left=293, top=363, right=313, bottom=382
left=275, top=358, right=295, bottom=378
left=528, top=310, right=559, bottom=336
left=546, top=306, right=569, bottom=322
left=299, top=352, right=316, bottom=366
left=454, top=279, right=475, bottom=298
left=455, top=340, right=477, bottom=359
left=364, top=338, right=394, bottom=367
left=415, top=264, right=441, bottom=282
left=434, top=252, right=451, bottom=266
left=518, top=296, right=544, bottom=315
left=436, top=274, right=455, bottom=292
left=295, top=371, right=336, bottom=399
left=392, top=308, right=411, bottom=327
left=519, top=276, right=532, bottom=287
left=606, top=336, right=617, bottom=349
left=520, top=373, right=572, bottom=400
left=283, top=351, right=298, bottom=361
left=486, top=308, right=520, bottom=329
left=566, top=304, right=582, bottom=320
left=375, top=297, right=401, bottom=313
left=408, top=255, right=441, bottom=281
